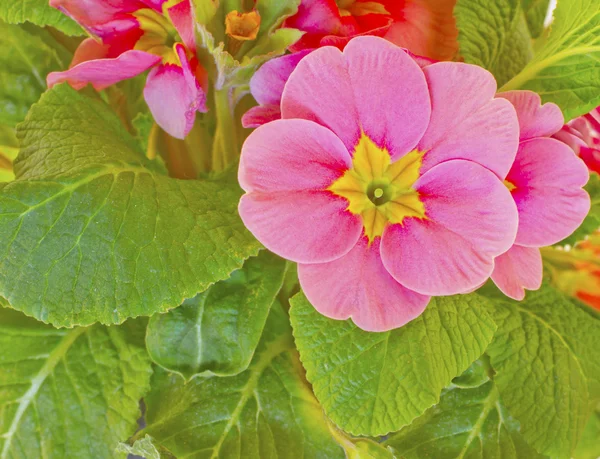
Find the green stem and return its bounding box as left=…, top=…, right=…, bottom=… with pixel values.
left=211, top=88, right=239, bottom=172
left=499, top=45, right=600, bottom=92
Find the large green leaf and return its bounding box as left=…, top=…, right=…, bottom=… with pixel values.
left=146, top=251, right=286, bottom=380
left=0, top=307, right=152, bottom=459
left=141, top=302, right=346, bottom=458
left=0, top=85, right=260, bottom=327
left=0, top=0, right=82, bottom=36
left=289, top=292, right=497, bottom=436
left=384, top=359, right=545, bottom=458
left=486, top=284, right=600, bottom=457
left=0, top=21, right=70, bottom=127
left=454, top=0, right=533, bottom=86
left=500, top=0, right=600, bottom=120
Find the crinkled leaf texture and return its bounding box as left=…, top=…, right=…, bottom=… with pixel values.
left=0, top=84, right=261, bottom=327
left=0, top=0, right=82, bottom=36
left=141, top=302, right=346, bottom=458
left=146, top=250, right=286, bottom=380
left=486, top=284, right=600, bottom=457
left=500, top=0, right=600, bottom=120
left=454, top=0, right=533, bottom=86
left=0, top=306, right=152, bottom=459
left=384, top=360, right=545, bottom=459
left=289, top=292, right=497, bottom=436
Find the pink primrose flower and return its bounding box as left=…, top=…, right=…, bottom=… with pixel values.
left=553, top=107, right=600, bottom=175
left=238, top=36, right=520, bottom=332
left=47, top=0, right=207, bottom=139
left=490, top=91, right=591, bottom=300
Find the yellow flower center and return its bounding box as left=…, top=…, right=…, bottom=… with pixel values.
left=133, top=6, right=182, bottom=65
left=329, top=134, right=426, bottom=243
left=504, top=180, right=517, bottom=191
left=336, top=0, right=390, bottom=17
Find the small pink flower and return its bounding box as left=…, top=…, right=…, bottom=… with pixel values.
left=47, top=0, right=207, bottom=139
left=553, top=107, right=600, bottom=175
left=238, top=36, right=520, bottom=332
left=491, top=91, right=591, bottom=300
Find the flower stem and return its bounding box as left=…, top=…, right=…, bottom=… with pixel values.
left=212, top=87, right=239, bottom=172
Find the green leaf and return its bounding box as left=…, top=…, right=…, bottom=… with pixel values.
left=486, top=284, right=600, bottom=457
left=454, top=0, right=533, bottom=86
left=0, top=307, right=152, bottom=459
left=289, top=292, right=497, bottom=436
left=0, top=84, right=260, bottom=327
left=141, top=302, right=346, bottom=458
left=560, top=173, right=600, bottom=246
left=573, top=408, right=600, bottom=459
left=146, top=251, right=286, bottom=380
left=0, top=21, right=70, bottom=127
left=0, top=0, right=83, bottom=36
left=521, top=0, right=551, bottom=38
left=385, top=360, right=545, bottom=459
left=500, top=0, right=600, bottom=120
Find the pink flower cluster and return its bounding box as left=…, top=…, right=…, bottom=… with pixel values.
left=238, top=36, right=590, bottom=331
left=47, top=0, right=207, bottom=139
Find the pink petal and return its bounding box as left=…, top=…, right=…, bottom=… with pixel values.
left=238, top=119, right=362, bottom=264
left=250, top=50, right=312, bottom=106
left=143, top=45, right=207, bottom=139
left=498, top=91, right=564, bottom=141
left=281, top=46, right=360, bottom=151
left=241, top=105, right=282, bottom=128
left=343, top=36, right=431, bottom=159
left=381, top=160, right=519, bottom=295
left=238, top=119, right=352, bottom=193
left=298, top=237, right=430, bottom=332
left=239, top=192, right=362, bottom=264
left=417, top=62, right=519, bottom=178
left=49, top=0, right=147, bottom=27
left=47, top=50, right=161, bottom=90
left=281, top=36, right=431, bottom=157
left=508, top=138, right=591, bottom=246
left=284, top=0, right=342, bottom=37
left=491, top=245, right=543, bottom=300
left=167, top=0, right=195, bottom=50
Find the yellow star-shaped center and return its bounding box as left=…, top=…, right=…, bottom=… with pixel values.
left=329, top=134, right=426, bottom=242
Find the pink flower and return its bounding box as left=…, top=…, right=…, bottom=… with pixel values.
left=283, top=0, right=458, bottom=61
left=553, top=107, right=600, bottom=175
left=238, top=36, right=520, bottom=332
left=47, top=0, right=207, bottom=139
left=241, top=45, right=434, bottom=129
left=490, top=91, right=591, bottom=300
